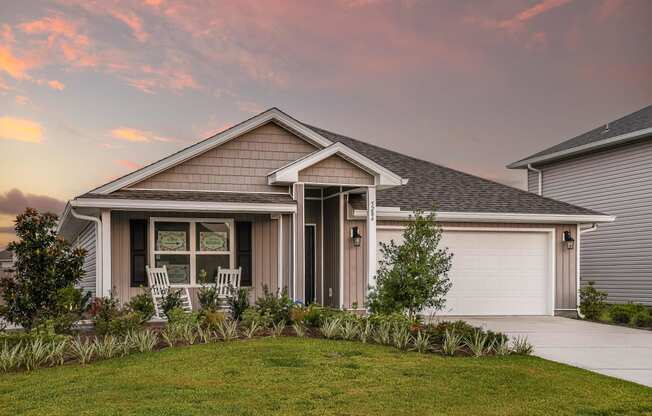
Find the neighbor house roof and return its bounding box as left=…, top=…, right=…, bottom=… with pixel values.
left=0, top=250, right=12, bottom=261
left=508, top=105, right=652, bottom=168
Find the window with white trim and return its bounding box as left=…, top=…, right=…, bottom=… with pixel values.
left=150, top=218, right=234, bottom=286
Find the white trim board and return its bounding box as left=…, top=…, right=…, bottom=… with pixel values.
left=354, top=208, right=614, bottom=224
left=71, top=198, right=297, bottom=213
left=267, top=142, right=405, bottom=189
left=90, top=108, right=333, bottom=195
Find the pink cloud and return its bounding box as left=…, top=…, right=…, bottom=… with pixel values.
left=469, top=0, right=572, bottom=32
left=109, top=9, right=149, bottom=42
left=111, top=126, right=176, bottom=143
left=596, top=0, right=625, bottom=22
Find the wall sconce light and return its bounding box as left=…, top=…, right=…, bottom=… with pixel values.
left=351, top=226, right=362, bottom=247
left=562, top=231, right=575, bottom=250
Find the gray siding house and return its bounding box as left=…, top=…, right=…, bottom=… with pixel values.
left=508, top=105, right=652, bottom=305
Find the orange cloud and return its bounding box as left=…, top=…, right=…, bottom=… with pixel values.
left=0, top=116, right=43, bottom=143
left=126, top=65, right=198, bottom=93
left=0, top=46, right=33, bottom=80
left=470, top=0, right=572, bottom=32
left=47, top=79, right=65, bottom=90
left=115, top=159, right=142, bottom=171
left=111, top=127, right=175, bottom=143
left=14, top=95, right=30, bottom=105
left=109, top=9, right=148, bottom=42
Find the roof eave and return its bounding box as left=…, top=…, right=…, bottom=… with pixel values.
left=507, top=127, right=652, bottom=169
left=70, top=197, right=297, bottom=213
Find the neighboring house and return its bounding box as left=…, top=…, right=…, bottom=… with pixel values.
left=0, top=249, right=14, bottom=271
left=508, top=105, right=652, bottom=305
left=57, top=108, right=613, bottom=317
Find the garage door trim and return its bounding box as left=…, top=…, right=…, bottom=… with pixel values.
left=376, top=225, right=556, bottom=316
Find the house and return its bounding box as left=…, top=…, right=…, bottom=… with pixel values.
left=0, top=249, right=14, bottom=271
left=508, top=105, right=652, bottom=305
left=57, top=108, right=613, bottom=316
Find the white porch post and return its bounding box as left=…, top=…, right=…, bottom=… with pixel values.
left=366, top=186, right=377, bottom=293
left=100, top=209, right=112, bottom=298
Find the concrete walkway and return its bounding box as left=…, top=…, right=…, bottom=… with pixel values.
left=450, top=316, right=652, bottom=388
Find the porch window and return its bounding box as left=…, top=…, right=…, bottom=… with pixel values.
left=151, top=218, right=234, bottom=286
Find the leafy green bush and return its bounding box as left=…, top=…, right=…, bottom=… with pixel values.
left=197, top=285, right=220, bottom=311
left=0, top=209, right=86, bottom=330
left=254, top=286, right=293, bottom=324
left=631, top=310, right=652, bottom=328
left=609, top=305, right=633, bottom=324
left=90, top=297, right=142, bottom=336
left=53, top=286, right=92, bottom=333
left=579, top=281, right=608, bottom=320
left=228, top=287, right=250, bottom=321
left=126, top=291, right=155, bottom=323
left=368, top=209, right=453, bottom=318
left=160, top=290, right=184, bottom=319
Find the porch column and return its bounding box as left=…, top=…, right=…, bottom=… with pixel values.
left=100, top=208, right=112, bottom=298
left=293, top=183, right=305, bottom=302
left=366, top=186, right=377, bottom=293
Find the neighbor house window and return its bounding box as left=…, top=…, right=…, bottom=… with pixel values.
left=150, top=218, right=234, bottom=286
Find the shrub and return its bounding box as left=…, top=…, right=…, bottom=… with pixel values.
left=511, top=336, right=534, bottom=355
left=290, top=304, right=308, bottom=324
left=127, top=330, right=158, bottom=353
left=341, top=320, right=360, bottom=341
left=0, top=209, right=86, bottom=330
left=242, top=319, right=261, bottom=339
left=609, top=305, right=632, bottom=324
left=464, top=329, right=489, bottom=357
left=94, top=336, right=120, bottom=360
left=228, top=287, right=250, bottom=321
left=202, top=309, right=227, bottom=331
left=127, top=291, right=155, bottom=323
left=579, top=282, right=608, bottom=320
left=292, top=322, right=306, bottom=337
left=0, top=342, right=23, bottom=372
left=632, top=310, right=652, bottom=327
left=441, top=329, right=463, bottom=356
left=161, top=290, right=184, bottom=318
left=255, top=286, right=293, bottom=324
left=23, top=338, right=50, bottom=371
left=368, top=209, right=453, bottom=318
left=494, top=337, right=510, bottom=356
left=320, top=318, right=341, bottom=339
left=412, top=331, right=431, bottom=353
left=392, top=326, right=412, bottom=350
left=197, top=286, right=220, bottom=311
left=426, top=320, right=477, bottom=345
left=70, top=336, right=95, bottom=365
left=47, top=338, right=69, bottom=366
left=216, top=320, right=239, bottom=341
left=53, top=286, right=92, bottom=333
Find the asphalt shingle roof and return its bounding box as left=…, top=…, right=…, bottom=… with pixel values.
left=511, top=105, right=652, bottom=166
left=78, top=190, right=295, bottom=205
left=305, top=125, right=603, bottom=215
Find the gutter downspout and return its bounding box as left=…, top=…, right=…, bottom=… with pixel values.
left=576, top=223, right=599, bottom=317
left=70, top=208, right=102, bottom=296
left=527, top=164, right=542, bottom=195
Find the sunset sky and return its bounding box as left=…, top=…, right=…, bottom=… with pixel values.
left=1, top=0, right=651, bottom=248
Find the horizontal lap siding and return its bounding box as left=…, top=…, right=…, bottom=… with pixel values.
left=75, top=223, right=97, bottom=297
left=111, top=211, right=282, bottom=307
left=375, top=221, right=577, bottom=311
left=527, top=170, right=539, bottom=194
left=538, top=140, right=652, bottom=304
left=130, top=123, right=316, bottom=193
left=298, top=155, right=373, bottom=185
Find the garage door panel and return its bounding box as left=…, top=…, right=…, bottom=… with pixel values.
left=377, top=228, right=552, bottom=316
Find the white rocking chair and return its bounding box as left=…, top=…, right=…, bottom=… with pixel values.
left=146, top=265, right=193, bottom=319
left=216, top=267, right=242, bottom=300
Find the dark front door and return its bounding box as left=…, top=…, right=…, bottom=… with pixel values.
left=305, top=225, right=316, bottom=304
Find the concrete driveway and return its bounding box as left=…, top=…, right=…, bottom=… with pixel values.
left=454, top=316, right=652, bottom=388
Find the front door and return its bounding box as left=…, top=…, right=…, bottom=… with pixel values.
left=305, top=225, right=316, bottom=304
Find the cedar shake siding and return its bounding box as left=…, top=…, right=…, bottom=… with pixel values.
left=130, top=122, right=317, bottom=193
left=527, top=139, right=652, bottom=305
left=110, top=211, right=292, bottom=307
left=298, top=155, right=374, bottom=185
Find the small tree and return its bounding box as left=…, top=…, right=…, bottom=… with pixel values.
left=368, top=209, right=453, bottom=319
left=579, top=281, right=608, bottom=320
left=0, top=208, right=86, bottom=330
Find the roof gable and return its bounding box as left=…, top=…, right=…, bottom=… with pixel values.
left=90, top=108, right=332, bottom=195
left=268, top=142, right=404, bottom=188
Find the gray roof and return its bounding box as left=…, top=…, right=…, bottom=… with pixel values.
left=77, top=190, right=295, bottom=205
left=509, top=105, right=652, bottom=168
left=0, top=250, right=13, bottom=261
left=306, top=125, right=603, bottom=215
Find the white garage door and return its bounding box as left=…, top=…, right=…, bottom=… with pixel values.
left=377, top=228, right=553, bottom=316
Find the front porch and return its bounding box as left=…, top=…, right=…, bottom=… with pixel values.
left=61, top=185, right=379, bottom=311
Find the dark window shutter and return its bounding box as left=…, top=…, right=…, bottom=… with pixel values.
left=236, top=222, right=252, bottom=287
left=130, top=220, right=148, bottom=287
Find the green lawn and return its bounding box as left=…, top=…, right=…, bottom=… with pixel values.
left=0, top=337, right=651, bottom=416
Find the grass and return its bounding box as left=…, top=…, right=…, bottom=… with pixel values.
left=0, top=337, right=651, bottom=416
